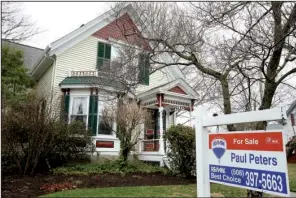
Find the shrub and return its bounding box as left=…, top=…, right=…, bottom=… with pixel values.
left=1, top=95, right=95, bottom=176
left=164, top=124, right=195, bottom=178
left=53, top=160, right=167, bottom=175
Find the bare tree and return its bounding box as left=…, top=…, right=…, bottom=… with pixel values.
left=110, top=2, right=296, bottom=197
left=1, top=2, right=41, bottom=42
left=101, top=96, right=151, bottom=166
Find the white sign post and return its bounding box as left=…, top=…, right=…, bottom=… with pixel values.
left=194, top=106, right=290, bottom=197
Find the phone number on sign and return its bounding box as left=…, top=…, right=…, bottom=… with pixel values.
left=230, top=168, right=284, bottom=192
left=209, top=165, right=288, bottom=194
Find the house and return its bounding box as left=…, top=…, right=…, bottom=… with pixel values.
left=2, top=40, right=44, bottom=71
left=266, top=100, right=296, bottom=145
left=30, top=4, right=198, bottom=166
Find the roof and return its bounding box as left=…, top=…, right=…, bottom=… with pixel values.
left=137, top=78, right=199, bottom=100
left=2, top=40, right=44, bottom=71
left=59, top=76, right=124, bottom=89
left=287, top=100, right=296, bottom=115
left=31, top=3, right=186, bottom=82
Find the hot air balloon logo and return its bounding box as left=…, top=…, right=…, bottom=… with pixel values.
left=211, top=137, right=227, bottom=163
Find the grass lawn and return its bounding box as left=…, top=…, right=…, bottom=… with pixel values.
left=41, top=184, right=247, bottom=197
left=42, top=164, right=296, bottom=197
left=289, top=164, right=296, bottom=192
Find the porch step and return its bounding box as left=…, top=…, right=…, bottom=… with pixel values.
left=163, top=156, right=171, bottom=169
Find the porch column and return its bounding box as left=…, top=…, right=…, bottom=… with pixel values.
left=189, top=109, right=192, bottom=127
left=157, top=94, right=165, bottom=155
left=159, top=106, right=165, bottom=155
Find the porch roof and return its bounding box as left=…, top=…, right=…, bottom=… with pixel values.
left=137, top=78, right=199, bottom=100
left=59, top=76, right=124, bottom=89
left=137, top=78, right=198, bottom=110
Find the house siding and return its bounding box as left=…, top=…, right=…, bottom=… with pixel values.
left=135, top=69, right=173, bottom=94
left=35, top=64, right=53, bottom=100
left=51, top=35, right=174, bottom=109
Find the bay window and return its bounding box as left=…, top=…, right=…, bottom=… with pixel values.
left=98, top=98, right=113, bottom=135
left=70, top=96, right=88, bottom=125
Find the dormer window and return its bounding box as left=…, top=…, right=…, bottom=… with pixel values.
left=97, top=42, right=111, bottom=71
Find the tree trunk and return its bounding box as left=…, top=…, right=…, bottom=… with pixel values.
left=119, top=143, right=131, bottom=169
left=220, top=77, right=236, bottom=131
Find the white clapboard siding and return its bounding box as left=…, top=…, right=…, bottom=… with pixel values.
left=53, top=36, right=98, bottom=88
left=35, top=64, right=53, bottom=99
left=135, top=68, right=173, bottom=94
left=51, top=36, right=174, bottom=108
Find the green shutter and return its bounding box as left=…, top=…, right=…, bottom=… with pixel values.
left=138, top=53, right=149, bottom=85
left=88, top=95, right=98, bottom=136
left=105, top=44, right=111, bottom=59
left=64, top=94, right=70, bottom=122
left=98, top=43, right=105, bottom=58
left=144, top=54, right=150, bottom=85
left=138, top=54, right=145, bottom=84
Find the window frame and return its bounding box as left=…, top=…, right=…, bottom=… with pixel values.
left=68, top=95, right=90, bottom=129
left=96, top=95, right=117, bottom=138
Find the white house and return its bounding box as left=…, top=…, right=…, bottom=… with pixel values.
left=30, top=4, right=198, bottom=165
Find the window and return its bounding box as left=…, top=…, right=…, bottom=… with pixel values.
left=98, top=98, right=113, bottom=135
left=70, top=97, right=88, bottom=125
left=98, top=115, right=113, bottom=135
left=138, top=53, right=150, bottom=85
left=97, top=42, right=111, bottom=71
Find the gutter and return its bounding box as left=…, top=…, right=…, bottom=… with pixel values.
left=30, top=45, right=51, bottom=77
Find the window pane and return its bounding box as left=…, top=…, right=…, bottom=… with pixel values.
left=98, top=116, right=113, bottom=135
left=71, top=115, right=87, bottom=124
left=72, top=97, right=87, bottom=115
left=98, top=42, right=105, bottom=58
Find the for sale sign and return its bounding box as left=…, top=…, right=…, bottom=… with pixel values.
left=208, top=131, right=290, bottom=197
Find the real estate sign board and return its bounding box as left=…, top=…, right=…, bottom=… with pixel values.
left=208, top=131, right=290, bottom=197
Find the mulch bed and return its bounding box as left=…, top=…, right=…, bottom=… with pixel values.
left=2, top=173, right=196, bottom=197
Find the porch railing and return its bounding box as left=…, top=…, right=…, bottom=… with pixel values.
left=139, top=139, right=160, bottom=152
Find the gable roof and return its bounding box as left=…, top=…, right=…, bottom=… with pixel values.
left=137, top=78, right=199, bottom=100
left=2, top=40, right=43, bottom=71
left=30, top=3, right=185, bottom=81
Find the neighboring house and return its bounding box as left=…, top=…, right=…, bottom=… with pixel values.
left=266, top=100, right=296, bottom=145
left=2, top=40, right=44, bottom=71
left=30, top=4, right=198, bottom=166
left=287, top=100, right=296, bottom=130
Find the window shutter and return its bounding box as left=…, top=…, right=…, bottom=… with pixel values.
left=138, top=53, right=145, bottom=84
left=62, top=91, right=70, bottom=122
left=88, top=95, right=98, bottom=136
left=105, top=44, right=111, bottom=59
left=144, top=54, right=150, bottom=85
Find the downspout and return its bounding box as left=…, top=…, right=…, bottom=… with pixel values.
left=45, top=52, right=56, bottom=108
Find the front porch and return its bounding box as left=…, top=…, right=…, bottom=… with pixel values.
left=59, top=71, right=198, bottom=165
left=136, top=79, right=198, bottom=165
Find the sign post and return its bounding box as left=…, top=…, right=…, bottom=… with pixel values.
left=194, top=106, right=290, bottom=197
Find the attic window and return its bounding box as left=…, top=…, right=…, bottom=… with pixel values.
left=97, top=42, right=111, bottom=71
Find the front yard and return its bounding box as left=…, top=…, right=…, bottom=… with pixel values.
left=289, top=164, right=296, bottom=192
left=41, top=184, right=247, bottom=197
left=2, top=162, right=295, bottom=197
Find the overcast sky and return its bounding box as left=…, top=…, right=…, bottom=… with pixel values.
left=21, top=2, right=115, bottom=49
left=19, top=2, right=295, bottom=108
